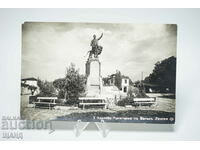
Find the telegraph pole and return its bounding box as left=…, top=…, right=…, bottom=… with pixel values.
left=141, top=72, right=143, bottom=81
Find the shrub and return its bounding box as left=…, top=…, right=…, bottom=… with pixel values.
left=117, top=97, right=132, bottom=106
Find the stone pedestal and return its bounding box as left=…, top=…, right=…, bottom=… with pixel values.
left=85, top=58, right=102, bottom=97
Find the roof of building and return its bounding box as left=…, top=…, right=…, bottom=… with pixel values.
left=121, top=76, right=129, bottom=79
left=21, top=77, right=37, bottom=81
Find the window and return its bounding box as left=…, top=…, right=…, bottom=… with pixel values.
left=124, top=79, right=127, bottom=84
left=124, top=87, right=127, bottom=93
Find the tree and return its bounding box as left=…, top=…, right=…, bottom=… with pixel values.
left=115, top=70, right=122, bottom=90
left=53, top=63, right=86, bottom=105
left=144, top=56, right=176, bottom=93
left=37, top=79, right=56, bottom=97
left=102, top=77, right=109, bottom=85
left=64, top=63, right=86, bottom=104
left=53, top=78, right=65, bottom=98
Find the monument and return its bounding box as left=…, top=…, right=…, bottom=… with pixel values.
left=85, top=33, right=103, bottom=97
left=79, top=33, right=107, bottom=109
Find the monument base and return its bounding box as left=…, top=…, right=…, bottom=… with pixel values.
left=85, top=57, right=102, bottom=97
left=78, top=57, right=106, bottom=108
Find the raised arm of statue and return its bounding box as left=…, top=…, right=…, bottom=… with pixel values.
left=97, top=33, right=103, bottom=40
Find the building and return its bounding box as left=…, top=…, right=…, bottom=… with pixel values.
left=104, top=74, right=130, bottom=94
left=107, top=74, right=116, bottom=86
left=121, top=77, right=129, bottom=93
left=21, top=77, right=39, bottom=95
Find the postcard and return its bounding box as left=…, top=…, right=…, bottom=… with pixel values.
left=21, top=22, right=177, bottom=123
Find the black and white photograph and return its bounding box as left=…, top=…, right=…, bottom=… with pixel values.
left=2, top=7, right=200, bottom=142
left=20, top=22, right=177, bottom=123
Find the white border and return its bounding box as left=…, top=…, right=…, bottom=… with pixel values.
left=0, top=0, right=200, bottom=8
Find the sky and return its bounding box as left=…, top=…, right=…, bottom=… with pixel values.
left=21, top=22, right=177, bottom=82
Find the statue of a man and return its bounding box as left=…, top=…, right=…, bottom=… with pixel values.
left=89, top=33, right=103, bottom=58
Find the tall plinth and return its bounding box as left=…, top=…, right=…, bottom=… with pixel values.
left=85, top=57, right=102, bottom=97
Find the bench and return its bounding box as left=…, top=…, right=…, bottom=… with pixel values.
left=79, top=97, right=108, bottom=109
left=131, top=97, right=156, bottom=107
left=33, top=97, right=58, bottom=109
